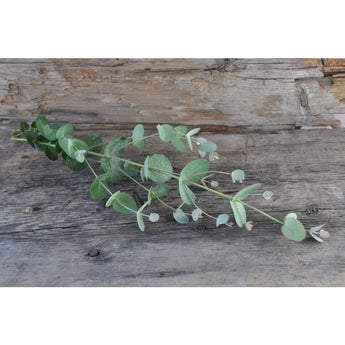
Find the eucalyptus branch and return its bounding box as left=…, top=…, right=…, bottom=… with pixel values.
left=11, top=115, right=330, bottom=242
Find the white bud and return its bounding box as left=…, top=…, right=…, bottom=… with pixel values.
left=263, top=191, right=273, bottom=200
left=149, top=213, right=159, bottom=222
left=319, top=230, right=330, bottom=239
left=210, top=180, right=219, bottom=188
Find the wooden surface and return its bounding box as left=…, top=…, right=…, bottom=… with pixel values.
left=1, top=58, right=345, bottom=286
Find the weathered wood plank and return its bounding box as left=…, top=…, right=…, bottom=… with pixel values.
left=1, top=59, right=345, bottom=133
left=1, top=126, right=344, bottom=286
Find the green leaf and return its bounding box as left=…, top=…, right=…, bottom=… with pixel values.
left=41, top=124, right=56, bottom=141
left=230, top=200, right=247, bottom=227
left=231, top=169, right=245, bottom=183
left=58, top=137, right=70, bottom=155
left=157, top=124, right=176, bottom=142
left=56, top=124, right=73, bottom=139
left=90, top=175, right=109, bottom=200
left=178, top=181, right=196, bottom=204
left=180, top=159, right=209, bottom=183
left=175, top=125, right=188, bottom=137
left=105, top=191, right=120, bottom=207
left=132, top=124, right=145, bottom=148
left=150, top=184, right=170, bottom=199
left=137, top=212, right=145, bottom=231
left=82, top=134, right=103, bottom=153
left=100, top=157, right=124, bottom=184
left=123, top=161, right=139, bottom=177
left=67, top=138, right=88, bottom=159
left=34, top=115, right=49, bottom=133
left=104, top=137, right=128, bottom=157
left=51, top=122, right=66, bottom=131
left=43, top=145, right=58, bottom=161
left=216, top=214, right=230, bottom=227
left=171, top=137, right=186, bottom=152
left=20, top=121, right=29, bottom=132
left=143, top=155, right=149, bottom=180
left=234, top=183, right=261, bottom=201
left=186, top=135, right=193, bottom=150
left=173, top=209, right=189, bottom=224
left=66, top=156, right=87, bottom=171
left=186, top=127, right=200, bottom=137
left=198, top=141, right=217, bottom=152
left=147, top=154, right=173, bottom=183
left=112, top=192, right=137, bottom=214
left=281, top=217, right=306, bottom=242
left=285, top=213, right=297, bottom=220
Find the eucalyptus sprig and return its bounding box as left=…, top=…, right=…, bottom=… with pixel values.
left=11, top=115, right=330, bottom=243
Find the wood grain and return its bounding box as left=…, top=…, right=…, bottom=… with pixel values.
left=1, top=59, right=345, bottom=286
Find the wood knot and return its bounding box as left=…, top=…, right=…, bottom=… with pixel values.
left=87, top=248, right=100, bottom=258
left=301, top=207, right=320, bottom=216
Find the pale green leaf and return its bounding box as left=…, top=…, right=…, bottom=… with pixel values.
left=171, top=137, right=186, bottom=152
left=56, top=124, right=73, bottom=139
left=157, top=124, right=176, bottom=142
left=198, top=141, right=217, bottom=152
left=234, top=183, right=261, bottom=201
left=179, top=181, right=196, bottom=204
left=90, top=175, right=109, bottom=200
left=281, top=217, right=306, bottom=242
left=104, top=137, right=128, bottom=156
left=230, top=200, right=247, bottom=227
left=216, top=214, right=230, bottom=227
left=147, top=154, right=173, bottom=183
left=173, top=209, right=189, bottom=224
left=112, top=192, right=137, bottom=214
left=132, top=124, right=145, bottom=148
left=150, top=184, right=170, bottom=199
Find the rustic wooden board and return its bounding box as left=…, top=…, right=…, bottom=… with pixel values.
left=1, top=59, right=345, bottom=286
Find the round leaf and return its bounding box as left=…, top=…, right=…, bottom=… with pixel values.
left=150, top=184, right=170, bottom=199
left=90, top=175, right=109, bottom=200
left=147, top=154, right=173, bottom=183
left=56, top=124, right=73, bottom=139
left=179, top=181, right=196, bottom=204
left=100, top=157, right=124, bottom=184
left=112, top=192, right=137, bottom=214
left=82, top=134, right=103, bottom=153
left=198, top=141, right=217, bottom=152
left=132, top=124, right=145, bottom=148
left=173, top=209, right=189, bottom=224
left=281, top=217, right=306, bottom=242
left=104, top=137, right=128, bottom=157
left=231, top=169, right=245, bottom=183
left=180, top=159, right=209, bottom=183
left=216, top=214, right=230, bottom=227
left=157, top=124, right=176, bottom=142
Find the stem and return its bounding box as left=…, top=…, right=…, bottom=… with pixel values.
left=238, top=200, right=284, bottom=225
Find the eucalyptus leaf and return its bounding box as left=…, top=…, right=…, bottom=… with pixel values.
left=174, top=125, right=188, bottom=137
left=231, top=169, right=245, bottom=183
left=43, top=145, right=58, bottom=161
left=20, top=121, right=29, bottom=132
left=180, top=159, right=209, bottom=183
left=136, top=212, right=145, bottom=231
left=157, top=124, right=176, bottom=142
left=186, top=128, right=200, bottom=137
left=234, top=183, right=261, bottom=201
left=105, top=191, right=120, bottom=207
left=147, top=154, right=173, bottom=183
left=112, top=192, right=137, bottom=214
left=67, top=138, right=88, bottom=159
left=198, top=141, right=217, bottom=153
left=150, top=184, right=170, bottom=199
left=42, top=124, right=56, bottom=141
left=143, top=155, right=149, bottom=180
left=66, top=156, right=87, bottom=171
left=230, top=200, right=247, bottom=227
left=82, top=134, right=103, bottom=153
left=56, top=124, right=73, bottom=139
left=34, top=115, right=49, bottom=133
left=171, top=137, right=186, bottom=152
left=216, top=214, right=230, bottom=227
left=123, top=161, right=139, bottom=177
left=132, top=124, right=145, bottom=148
left=100, top=157, right=124, bottom=184
left=281, top=217, right=306, bottom=242
left=310, top=224, right=326, bottom=233
left=90, top=175, right=109, bottom=200
left=173, top=209, right=189, bottom=224
left=104, top=136, right=128, bottom=157
left=51, top=122, right=65, bottom=131
left=285, top=213, right=298, bottom=220
left=179, top=181, right=196, bottom=204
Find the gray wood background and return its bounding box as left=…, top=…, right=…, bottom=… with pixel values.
left=1, top=58, right=345, bottom=286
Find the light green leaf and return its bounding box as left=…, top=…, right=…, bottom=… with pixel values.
left=137, top=212, right=145, bottom=231
left=100, top=157, right=124, bottom=184
left=56, top=124, right=73, bottom=139
left=179, top=181, right=196, bottom=204
left=112, top=192, right=137, bottom=214
left=198, top=150, right=206, bottom=158
left=104, top=137, right=128, bottom=157
left=57, top=137, right=71, bottom=157
left=285, top=213, right=298, bottom=220
left=310, top=224, right=326, bottom=232
left=51, top=122, right=65, bottom=131
left=157, top=124, right=176, bottom=142
left=123, top=161, right=139, bottom=177
left=143, top=155, right=149, bottom=180
left=147, top=154, right=173, bottom=183
left=90, top=175, right=109, bottom=200
left=175, top=125, right=188, bottom=137
left=216, top=214, right=230, bottom=227
left=180, top=159, right=209, bottom=183
left=231, top=169, right=245, bottom=183
left=42, top=124, right=56, bottom=141
left=132, top=124, right=145, bottom=148
left=150, top=184, right=170, bottom=199
left=67, top=138, right=88, bottom=159
left=105, top=191, right=120, bottom=207
left=234, top=183, right=261, bottom=201
left=186, top=127, right=200, bottom=137
left=187, top=135, right=193, bottom=150
left=173, top=209, right=189, bottom=224
left=171, top=137, right=186, bottom=152
left=230, top=200, right=247, bottom=227
left=281, top=217, right=306, bottom=242
left=198, top=141, right=217, bottom=152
